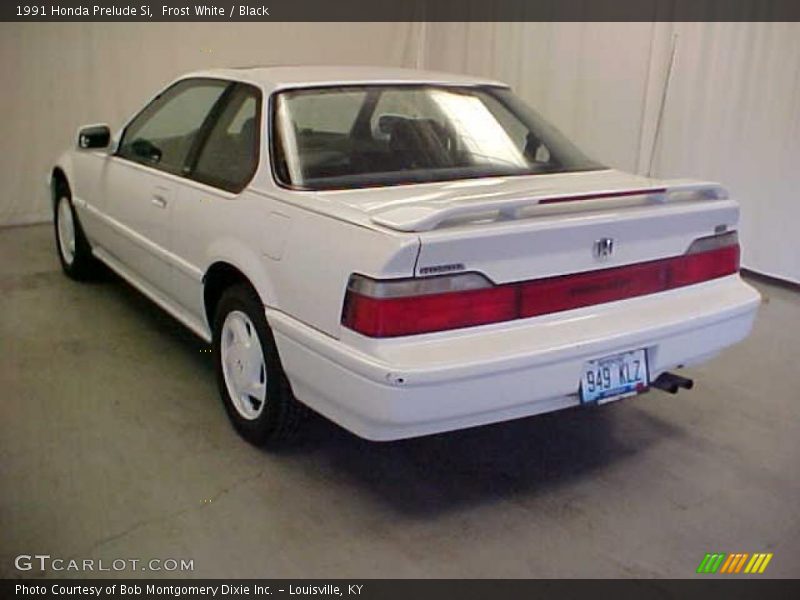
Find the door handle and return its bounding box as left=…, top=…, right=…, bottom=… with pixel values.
left=151, top=194, right=168, bottom=209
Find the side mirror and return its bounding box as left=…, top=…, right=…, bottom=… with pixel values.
left=77, top=124, right=111, bottom=150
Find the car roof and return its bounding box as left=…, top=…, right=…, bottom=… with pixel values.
left=179, top=65, right=509, bottom=92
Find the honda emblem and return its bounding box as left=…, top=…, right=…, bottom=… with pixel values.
left=593, top=238, right=614, bottom=259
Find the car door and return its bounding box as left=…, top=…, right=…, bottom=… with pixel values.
left=99, top=78, right=232, bottom=297
left=168, top=83, right=262, bottom=321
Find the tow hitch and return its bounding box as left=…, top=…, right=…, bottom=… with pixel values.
left=652, top=372, right=694, bottom=394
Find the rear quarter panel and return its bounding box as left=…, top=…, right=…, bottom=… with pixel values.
left=174, top=185, right=420, bottom=337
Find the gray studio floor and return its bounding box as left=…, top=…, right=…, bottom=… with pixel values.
left=1, top=223, right=799, bottom=578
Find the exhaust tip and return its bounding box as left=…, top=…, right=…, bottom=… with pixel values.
left=652, top=372, right=694, bottom=394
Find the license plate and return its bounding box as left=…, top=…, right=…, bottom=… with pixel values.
left=580, top=349, right=648, bottom=404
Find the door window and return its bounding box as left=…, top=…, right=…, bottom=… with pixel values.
left=117, top=79, right=229, bottom=174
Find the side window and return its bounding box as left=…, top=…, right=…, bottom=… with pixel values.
left=118, top=79, right=229, bottom=174
left=191, top=85, right=260, bottom=192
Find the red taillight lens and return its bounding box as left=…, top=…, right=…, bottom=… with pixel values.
left=343, top=286, right=518, bottom=338
left=343, top=232, right=740, bottom=338
left=671, top=244, right=739, bottom=287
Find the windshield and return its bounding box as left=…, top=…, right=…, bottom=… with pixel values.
left=271, top=85, right=604, bottom=190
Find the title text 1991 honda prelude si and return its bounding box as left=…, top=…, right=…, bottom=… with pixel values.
left=51, top=66, right=761, bottom=444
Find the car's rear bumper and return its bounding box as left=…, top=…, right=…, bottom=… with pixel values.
left=269, top=275, right=760, bottom=441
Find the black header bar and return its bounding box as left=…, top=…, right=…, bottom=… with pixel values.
left=3, top=0, right=800, bottom=22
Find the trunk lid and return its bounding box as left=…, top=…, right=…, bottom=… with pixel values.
left=337, top=169, right=737, bottom=284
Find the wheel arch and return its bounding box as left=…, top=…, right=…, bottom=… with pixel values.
left=50, top=152, right=76, bottom=205
left=50, top=166, right=71, bottom=208
left=202, top=244, right=279, bottom=332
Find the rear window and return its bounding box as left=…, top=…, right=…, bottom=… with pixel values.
left=271, top=85, right=603, bottom=190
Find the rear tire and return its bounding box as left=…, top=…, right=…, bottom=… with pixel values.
left=53, top=179, right=99, bottom=280
left=212, top=284, right=306, bottom=446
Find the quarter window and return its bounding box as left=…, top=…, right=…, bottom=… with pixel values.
left=192, top=85, right=261, bottom=192
left=118, top=79, right=229, bottom=174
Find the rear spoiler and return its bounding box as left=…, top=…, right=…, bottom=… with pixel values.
left=369, top=181, right=729, bottom=232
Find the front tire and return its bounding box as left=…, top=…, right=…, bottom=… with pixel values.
left=53, top=180, right=98, bottom=280
left=212, top=284, right=306, bottom=446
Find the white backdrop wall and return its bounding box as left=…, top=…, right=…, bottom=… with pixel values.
left=0, top=22, right=422, bottom=225
left=422, top=22, right=800, bottom=283
left=1, top=22, right=798, bottom=282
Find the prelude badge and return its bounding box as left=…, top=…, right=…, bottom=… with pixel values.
left=593, top=238, right=614, bottom=259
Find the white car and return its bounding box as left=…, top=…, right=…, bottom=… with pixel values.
left=51, top=66, right=760, bottom=444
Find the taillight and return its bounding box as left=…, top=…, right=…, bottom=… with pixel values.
left=343, top=232, right=740, bottom=338
left=672, top=231, right=740, bottom=287
left=341, top=273, right=516, bottom=337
